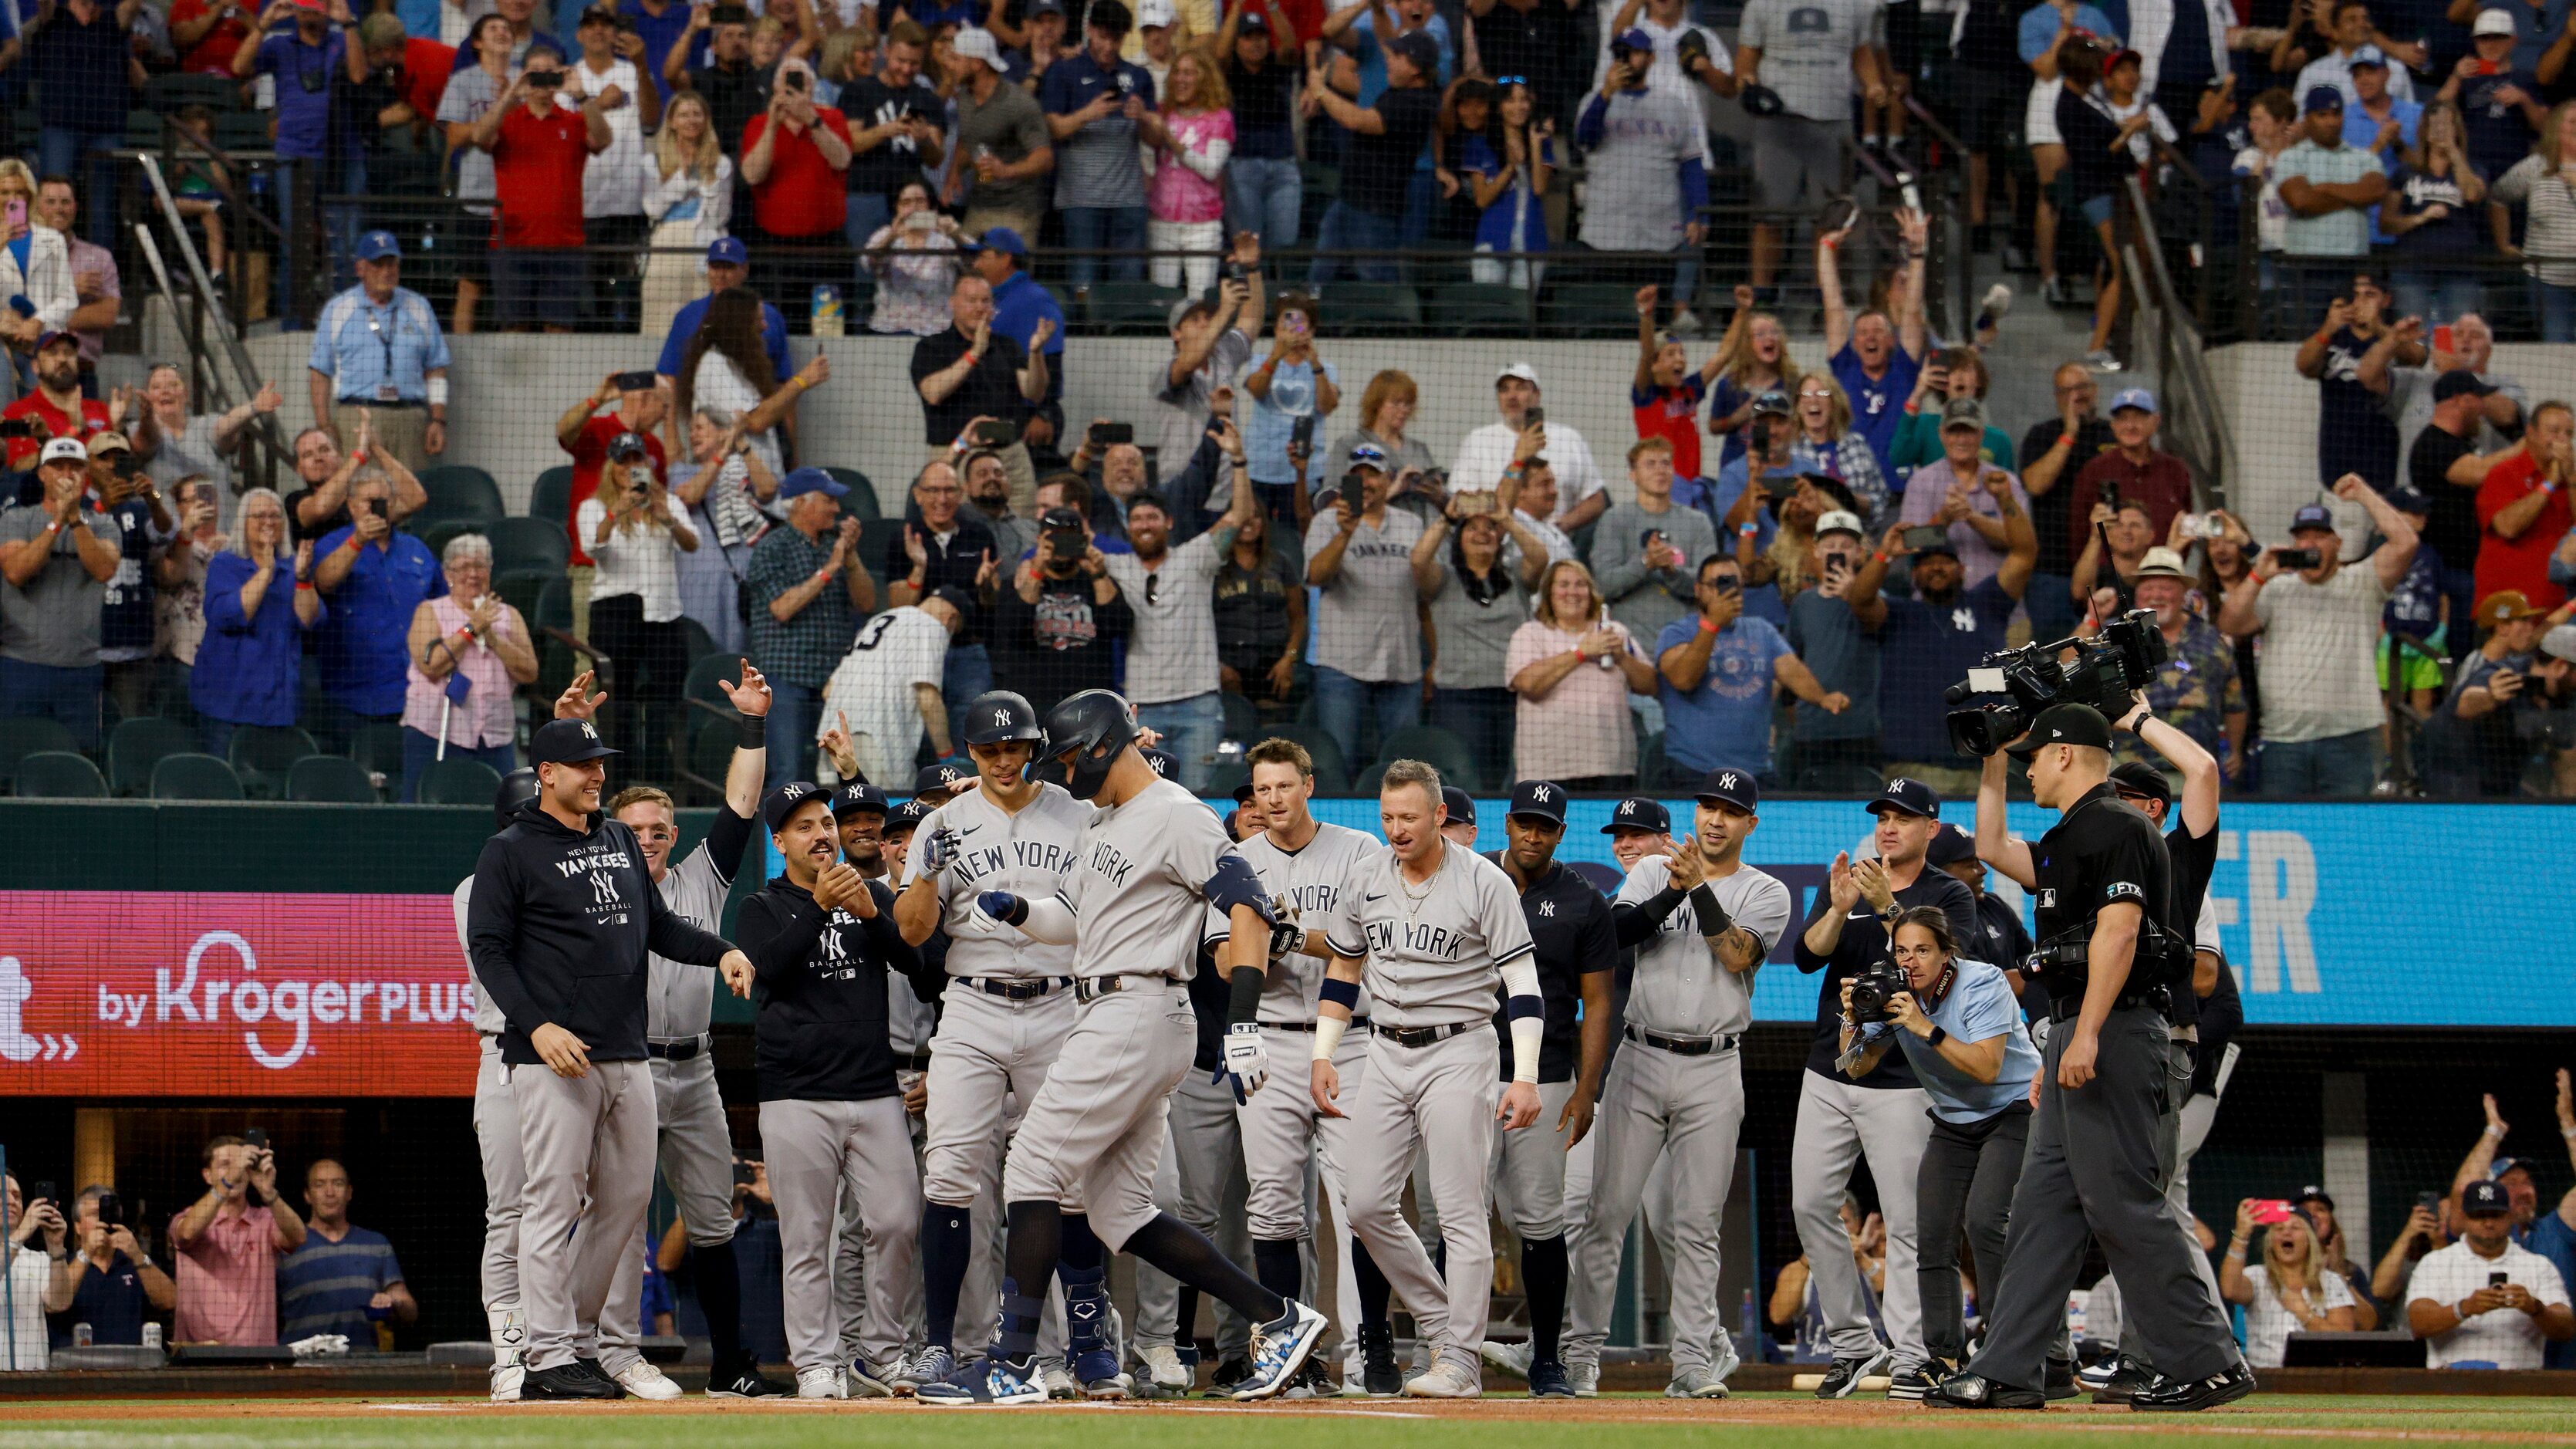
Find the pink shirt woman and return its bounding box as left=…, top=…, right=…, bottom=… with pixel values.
left=1505, top=559, right=1658, bottom=786
left=1143, top=49, right=1235, bottom=295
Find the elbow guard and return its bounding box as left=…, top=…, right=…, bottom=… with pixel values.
left=1203, top=851, right=1274, bottom=924
left=1501, top=954, right=1543, bottom=1083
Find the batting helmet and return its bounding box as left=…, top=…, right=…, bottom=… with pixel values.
left=494, top=768, right=539, bottom=829
left=962, top=690, right=1045, bottom=748
left=1041, top=688, right=1139, bottom=801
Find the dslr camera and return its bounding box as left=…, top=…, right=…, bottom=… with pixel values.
left=1847, top=958, right=1909, bottom=1025
left=1943, top=609, right=2169, bottom=758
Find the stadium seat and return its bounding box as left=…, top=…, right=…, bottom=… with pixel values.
left=147, top=72, right=244, bottom=115
left=287, top=753, right=381, bottom=803
left=856, top=517, right=908, bottom=585
left=684, top=651, right=748, bottom=708
left=108, top=716, right=197, bottom=797
left=0, top=716, right=76, bottom=791
left=527, top=465, right=575, bottom=525
left=212, top=110, right=272, bottom=153
left=825, top=468, right=880, bottom=522
left=1543, top=282, right=1645, bottom=337
left=151, top=753, right=245, bottom=800
left=677, top=614, right=718, bottom=667
left=347, top=721, right=407, bottom=785
left=1272, top=724, right=1351, bottom=795
left=420, top=755, right=505, bottom=806
left=1219, top=691, right=1260, bottom=741
left=1372, top=724, right=1480, bottom=794
left=16, top=750, right=106, bottom=799
left=123, top=108, right=164, bottom=149
left=227, top=725, right=319, bottom=799
left=1089, top=281, right=1186, bottom=335
left=486, top=515, right=572, bottom=574
left=410, top=464, right=507, bottom=537
left=1323, top=282, right=1423, bottom=335
left=1431, top=283, right=1535, bottom=336
left=493, top=566, right=554, bottom=629
left=677, top=714, right=737, bottom=805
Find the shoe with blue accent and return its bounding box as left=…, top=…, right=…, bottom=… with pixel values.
left=906, top=1344, right=956, bottom=1392
left=916, top=1354, right=1047, bottom=1407
left=1067, top=1287, right=1129, bottom=1399
left=1231, top=1299, right=1327, bottom=1401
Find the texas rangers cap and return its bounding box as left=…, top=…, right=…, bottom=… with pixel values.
left=532, top=717, right=620, bottom=765
left=1693, top=767, right=1758, bottom=812
left=1505, top=780, right=1567, bottom=826
left=761, top=781, right=830, bottom=832
left=2462, top=1179, right=2511, bottom=1217
left=2108, top=386, right=2158, bottom=414
left=886, top=797, right=936, bottom=833
left=1610, top=25, right=1652, bottom=53
left=37, top=436, right=86, bottom=466
left=779, top=467, right=848, bottom=500
left=2493, top=1156, right=2533, bottom=1181
left=914, top=761, right=971, bottom=796
left=1866, top=776, right=1939, bottom=819
left=2108, top=759, right=2175, bottom=806
left=1602, top=796, right=1670, bottom=835
left=2006, top=702, right=2113, bottom=758
left=1925, top=822, right=1977, bottom=867
left=356, top=229, right=403, bottom=262
left=1440, top=785, right=1477, bottom=826
left=830, top=780, right=890, bottom=817
left=707, top=236, right=750, bottom=266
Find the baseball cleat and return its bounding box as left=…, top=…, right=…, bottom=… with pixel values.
left=1140, top=1344, right=1192, bottom=1395
left=1201, top=1355, right=1254, bottom=1397
left=488, top=1364, right=524, bottom=1404
left=1042, top=1363, right=1079, bottom=1400
left=1479, top=1339, right=1532, bottom=1380
left=1528, top=1357, right=1575, bottom=1398
left=1282, top=1352, right=1337, bottom=1400
left=1886, top=1365, right=1941, bottom=1401
left=1666, top=1366, right=1729, bottom=1399
left=1565, top=1359, right=1600, bottom=1398
left=521, top=1363, right=621, bottom=1400
left=613, top=1361, right=682, bottom=1400
left=1815, top=1346, right=1892, bottom=1399
left=2127, top=1363, right=2256, bottom=1412
left=917, top=1355, right=1048, bottom=1407
left=906, top=1345, right=957, bottom=1391
left=1232, top=1299, right=1328, bottom=1400
left=880, top=1355, right=922, bottom=1397
left=1357, top=1325, right=1403, bottom=1397
left=847, top=1359, right=901, bottom=1399
left=1926, top=1372, right=2047, bottom=1410
left=707, top=1362, right=790, bottom=1397
left=796, top=1366, right=847, bottom=1400
left=1402, top=1359, right=1481, bottom=1399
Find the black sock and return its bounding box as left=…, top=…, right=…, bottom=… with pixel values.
left=1251, top=1238, right=1302, bottom=1305
left=693, top=1238, right=744, bottom=1372
left=1350, top=1235, right=1391, bottom=1329
left=1430, top=1237, right=1447, bottom=1279
left=1173, top=1285, right=1201, bottom=1359
left=920, top=1201, right=972, bottom=1349
left=1058, top=1211, right=1103, bottom=1274
left=1521, top=1235, right=1568, bottom=1362
left=1001, top=1197, right=1065, bottom=1355
left=1125, top=1211, right=1285, bottom=1328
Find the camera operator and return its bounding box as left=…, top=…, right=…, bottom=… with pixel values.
left=993, top=498, right=1131, bottom=715
left=1932, top=702, right=2250, bottom=1413
left=1836, top=906, right=2040, bottom=1383
left=1791, top=779, right=1977, bottom=1399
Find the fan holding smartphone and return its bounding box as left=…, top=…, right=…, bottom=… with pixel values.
left=2398, top=1178, right=2574, bottom=1369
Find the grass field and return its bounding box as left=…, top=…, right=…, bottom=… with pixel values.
left=8, top=1393, right=2576, bottom=1448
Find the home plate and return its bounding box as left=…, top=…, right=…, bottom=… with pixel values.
left=1789, top=1374, right=1893, bottom=1393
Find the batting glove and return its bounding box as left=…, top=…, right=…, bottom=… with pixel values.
left=1266, top=896, right=1305, bottom=963
left=1217, top=1022, right=1269, bottom=1103
left=920, top=826, right=962, bottom=876
left=976, top=890, right=1029, bottom=927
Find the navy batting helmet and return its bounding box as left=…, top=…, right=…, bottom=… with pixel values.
left=962, top=690, right=1045, bottom=748
left=494, top=768, right=539, bottom=829
left=1041, top=688, right=1139, bottom=801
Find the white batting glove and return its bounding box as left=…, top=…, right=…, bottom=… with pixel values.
left=1218, top=1022, right=1268, bottom=1103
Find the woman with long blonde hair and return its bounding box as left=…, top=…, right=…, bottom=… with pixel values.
left=1504, top=558, right=1656, bottom=788
left=1141, top=44, right=1234, bottom=295
left=641, top=91, right=737, bottom=339
left=1708, top=286, right=1799, bottom=471
left=2220, top=1200, right=2357, bottom=1367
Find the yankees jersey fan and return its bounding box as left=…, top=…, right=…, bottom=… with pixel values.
left=1324, top=840, right=1537, bottom=1029
left=903, top=781, right=1091, bottom=978
left=1199, top=820, right=1379, bottom=1022
left=734, top=875, right=918, bottom=1101
left=452, top=876, right=509, bottom=1035
left=1614, top=854, right=1793, bottom=1039
left=1060, top=774, right=1247, bottom=981
left=647, top=806, right=757, bottom=1039
left=821, top=606, right=952, bottom=782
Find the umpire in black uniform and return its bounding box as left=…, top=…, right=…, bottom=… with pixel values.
left=1933, top=704, right=2252, bottom=1413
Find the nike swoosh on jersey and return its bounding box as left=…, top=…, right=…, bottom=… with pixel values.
left=1365, top=893, right=1385, bottom=902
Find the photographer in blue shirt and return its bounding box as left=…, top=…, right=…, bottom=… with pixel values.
left=1836, top=905, right=2040, bottom=1387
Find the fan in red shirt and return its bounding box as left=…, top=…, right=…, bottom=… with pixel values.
left=741, top=57, right=853, bottom=242
left=2474, top=403, right=2575, bottom=612
left=555, top=372, right=670, bottom=570
left=170, top=0, right=257, bottom=75
left=3, top=333, right=116, bottom=473
left=1629, top=285, right=1716, bottom=480
left=358, top=22, right=457, bottom=123
left=467, top=47, right=609, bottom=332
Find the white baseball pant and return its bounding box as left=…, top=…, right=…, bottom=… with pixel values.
left=511, top=1058, right=658, bottom=1373
left=1790, top=1072, right=1931, bottom=1368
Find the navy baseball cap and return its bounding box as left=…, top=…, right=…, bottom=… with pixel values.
left=1231, top=779, right=1256, bottom=804
left=1693, top=767, right=1759, bottom=812
left=1389, top=29, right=1439, bottom=74
left=33, top=329, right=76, bottom=354
left=2303, top=85, right=2344, bottom=113
left=780, top=467, right=848, bottom=500
left=1140, top=745, right=1180, bottom=779
left=2007, top=702, right=2114, bottom=758
left=2290, top=502, right=2338, bottom=533
left=1506, top=780, right=1567, bottom=826
left=887, top=798, right=936, bottom=833
left=2435, top=370, right=2499, bottom=403
left=2493, top=1156, right=2533, bottom=1181
left=1867, top=777, right=1939, bottom=819
left=2385, top=485, right=2430, bottom=515
left=1925, top=822, right=1977, bottom=867
left=707, top=236, right=750, bottom=265
left=356, top=229, right=402, bottom=262
left=2108, top=760, right=2174, bottom=806
left=606, top=431, right=650, bottom=462
left=1611, top=25, right=1652, bottom=52
left=2462, top=1179, right=2511, bottom=1217
left=915, top=761, right=971, bottom=795
left=1440, top=785, right=1477, bottom=826
left=1603, top=796, right=1670, bottom=834
left=762, top=780, right=829, bottom=832
left=531, top=718, right=618, bottom=765
left=830, top=780, right=890, bottom=817
left=970, top=226, right=1030, bottom=258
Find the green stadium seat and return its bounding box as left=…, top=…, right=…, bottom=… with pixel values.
left=16, top=750, right=106, bottom=799
left=1089, top=281, right=1186, bottom=335
left=287, top=754, right=380, bottom=802
left=347, top=721, right=407, bottom=785
left=1543, top=282, right=1646, bottom=337
left=0, top=717, right=76, bottom=790
left=212, top=110, right=272, bottom=152
left=677, top=713, right=737, bottom=804
left=493, top=566, right=554, bottom=630
left=420, top=755, right=505, bottom=806
left=528, top=465, right=575, bottom=525
left=152, top=753, right=245, bottom=800
left=824, top=468, right=881, bottom=522
left=683, top=651, right=748, bottom=708
left=1219, top=691, right=1260, bottom=741
left=1272, top=724, right=1351, bottom=795
left=485, top=515, right=570, bottom=575
left=1322, top=282, right=1423, bottom=334
left=148, top=73, right=244, bottom=116
left=227, top=725, right=317, bottom=799
left=410, top=464, right=507, bottom=539
left=123, top=109, right=164, bottom=149
left=108, top=716, right=197, bottom=797
left=1372, top=724, right=1480, bottom=795
left=1431, top=283, right=1535, bottom=336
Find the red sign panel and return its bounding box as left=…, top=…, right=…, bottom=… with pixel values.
left=0, top=893, right=479, bottom=1097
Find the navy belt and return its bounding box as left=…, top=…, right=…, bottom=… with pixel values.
left=961, top=976, right=1072, bottom=1001
left=1624, top=1024, right=1737, bottom=1056
left=895, top=1049, right=934, bottom=1072
left=1261, top=1018, right=1369, bottom=1033
left=1372, top=1022, right=1480, bottom=1049
left=646, top=1035, right=706, bottom=1061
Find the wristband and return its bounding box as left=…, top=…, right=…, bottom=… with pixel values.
left=1688, top=881, right=1732, bottom=937
left=962, top=352, right=980, bottom=367
left=1903, top=400, right=1920, bottom=416
left=1312, top=1014, right=1348, bottom=1059
left=812, top=566, right=833, bottom=585
left=1738, top=522, right=1758, bottom=536
left=1872, top=549, right=1889, bottom=564
left=1699, top=615, right=1719, bottom=633
left=2057, top=431, right=2075, bottom=449
left=738, top=711, right=768, bottom=749
left=295, top=580, right=315, bottom=591
left=1225, top=963, right=1266, bottom=1027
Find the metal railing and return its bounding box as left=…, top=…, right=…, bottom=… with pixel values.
left=2121, top=167, right=2237, bottom=515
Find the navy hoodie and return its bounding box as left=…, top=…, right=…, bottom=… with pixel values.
left=734, top=875, right=928, bottom=1102
left=467, top=799, right=737, bottom=1066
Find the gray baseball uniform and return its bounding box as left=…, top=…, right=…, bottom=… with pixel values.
left=1563, top=856, right=1791, bottom=1379
left=454, top=878, right=527, bottom=1370
left=1323, top=840, right=1537, bottom=1376
left=999, top=776, right=1240, bottom=1250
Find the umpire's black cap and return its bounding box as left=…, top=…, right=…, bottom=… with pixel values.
left=914, top=761, right=972, bottom=796
left=2007, top=702, right=2114, bottom=758
left=1440, top=786, right=1477, bottom=826
left=493, top=767, right=539, bottom=828
left=832, top=781, right=890, bottom=817
left=1602, top=796, right=1670, bottom=834
left=962, top=689, right=1045, bottom=747
left=762, top=781, right=830, bottom=833
left=886, top=798, right=936, bottom=833
left=1505, top=780, right=1567, bottom=827
left=532, top=718, right=618, bottom=765
left=1693, top=767, right=1759, bottom=812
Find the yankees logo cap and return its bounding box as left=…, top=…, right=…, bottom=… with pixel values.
left=915, top=761, right=972, bottom=795
left=831, top=780, right=890, bottom=817
left=1925, top=822, right=1977, bottom=868
left=887, top=798, right=936, bottom=833
left=1602, top=797, right=1670, bottom=835
left=1440, top=785, right=1477, bottom=827
left=531, top=718, right=619, bottom=765
left=1693, top=768, right=1759, bottom=812
left=1505, top=779, right=1566, bottom=827
left=762, top=781, right=830, bottom=833
left=1866, top=776, right=1940, bottom=819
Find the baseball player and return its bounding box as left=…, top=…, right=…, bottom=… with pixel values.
left=579, top=664, right=786, bottom=1400
left=1312, top=759, right=1543, bottom=1400
left=1477, top=782, right=1617, bottom=1399
left=1440, top=786, right=1480, bottom=848
left=918, top=689, right=1329, bottom=1406
left=1790, top=779, right=1977, bottom=1399
left=735, top=782, right=933, bottom=1399
left=454, top=768, right=542, bottom=1403
left=1213, top=738, right=1386, bottom=1396
left=891, top=691, right=1098, bottom=1388
left=1565, top=769, right=1793, bottom=1399
left=464, top=718, right=756, bottom=1401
